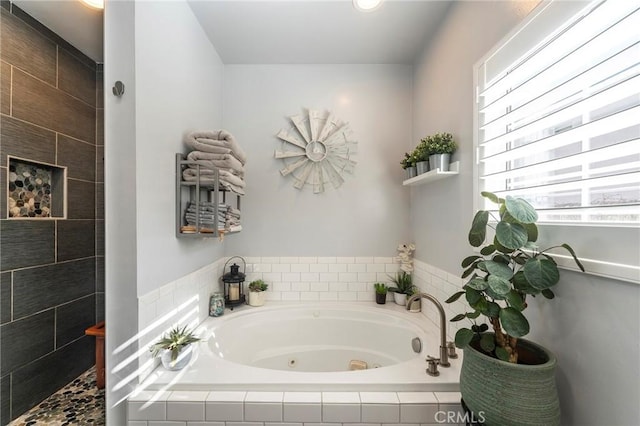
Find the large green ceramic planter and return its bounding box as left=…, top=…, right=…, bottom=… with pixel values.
left=461, top=336, right=560, bottom=426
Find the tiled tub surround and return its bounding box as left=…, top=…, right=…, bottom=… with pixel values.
left=127, top=390, right=465, bottom=425
left=0, top=2, right=104, bottom=423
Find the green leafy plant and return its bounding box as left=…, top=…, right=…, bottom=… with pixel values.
left=400, top=152, right=414, bottom=169
left=421, top=132, right=457, bottom=155
left=446, top=191, right=584, bottom=363
left=413, top=139, right=431, bottom=162
left=150, top=325, right=200, bottom=363
left=388, top=271, right=416, bottom=295
left=248, top=279, right=268, bottom=292
left=374, top=282, right=388, bottom=295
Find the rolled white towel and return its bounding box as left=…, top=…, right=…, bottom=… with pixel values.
left=185, top=130, right=247, bottom=165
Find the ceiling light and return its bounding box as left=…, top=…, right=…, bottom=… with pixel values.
left=353, top=0, right=383, bottom=12
left=80, top=0, right=104, bottom=10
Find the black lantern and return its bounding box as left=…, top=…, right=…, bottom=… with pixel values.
left=222, top=256, right=246, bottom=309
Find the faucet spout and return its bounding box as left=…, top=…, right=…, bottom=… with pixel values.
left=407, top=292, right=450, bottom=367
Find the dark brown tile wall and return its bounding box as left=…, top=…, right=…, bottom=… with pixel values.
left=0, top=3, right=103, bottom=422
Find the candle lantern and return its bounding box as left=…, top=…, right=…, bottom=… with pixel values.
left=221, top=256, right=246, bottom=310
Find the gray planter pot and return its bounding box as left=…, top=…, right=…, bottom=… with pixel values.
left=405, top=166, right=417, bottom=179
left=461, top=336, right=560, bottom=426
left=160, top=345, right=194, bottom=371
left=429, top=153, right=451, bottom=171
left=416, top=161, right=429, bottom=174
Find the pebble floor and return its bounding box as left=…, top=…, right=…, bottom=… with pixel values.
left=8, top=367, right=105, bottom=425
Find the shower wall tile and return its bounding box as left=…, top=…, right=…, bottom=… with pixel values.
left=96, top=108, right=104, bottom=145
left=10, top=335, right=92, bottom=420
left=67, top=179, right=95, bottom=219
left=0, top=374, right=9, bottom=425
left=96, top=292, right=104, bottom=322
left=55, top=294, right=95, bottom=348
left=96, top=66, right=103, bottom=108
left=58, top=47, right=96, bottom=106
left=12, top=258, right=95, bottom=319
left=1, top=61, right=10, bottom=115
left=96, top=145, right=104, bottom=182
left=57, top=134, right=96, bottom=181
left=96, top=256, right=104, bottom=292
left=0, top=309, right=54, bottom=375
left=96, top=219, right=104, bottom=255
left=0, top=115, right=57, bottom=166
left=0, top=220, right=55, bottom=271
left=0, top=8, right=56, bottom=85
left=96, top=183, right=104, bottom=219
left=12, top=68, right=96, bottom=144
left=0, top=272, right=10, bottom=324
left=0, top=167, right=5, bottom=220
left=57, top=219, right=95, bottom=261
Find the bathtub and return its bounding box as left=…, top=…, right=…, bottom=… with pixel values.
left=144, top=302, right=461, bottom=392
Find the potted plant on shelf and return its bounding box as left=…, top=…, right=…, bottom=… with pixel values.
left=248, top=279, right=268, bottom=306
left=413, top=140, right=431, bottom=175
left=421, top=132, right=456, bottom=171
left=150, top=325, right=201, bottom=371
left=388, top=271, right=415, bottom=306
left=400, top=152, right=417, bottom=179
left=446, top=191, right=584, bottom=426
left=374, top=282, right=388, bottom=304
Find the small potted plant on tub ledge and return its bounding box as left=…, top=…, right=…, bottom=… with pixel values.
left=388, top=271, right=415, bottom=306
left=248, top=279, right=269, bottom=306
left=150, top=325, right=200, bottom=371
left=446, top=191, right=584, bottom=425
left=373, top=282, right=388, bottom=304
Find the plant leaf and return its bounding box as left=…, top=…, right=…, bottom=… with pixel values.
left=445, top=291, right=465, bottom=304
left=488, top=275, right=511, bottom=296
left=454, top=328, right=474, bottom=349
left=481, top=191, right=504, bottom=204
left=484, top=260, right=513, bottom=280
left=500, top=307, right=530, bottom=337
left=524, top=258, right=560, bottom=290
left=506, top=290, right=526, bottom=311
left=469, top=210, right=489, bottom=247
left=465, top=287, right=482, bottom=305
left=541, top=289, right=555, bottom=299
left=485, top=301, right=501, bottom=318
left=450, top=313, right=467, bottom=322
left=462, top=264, right=478, bottom=279
left=496, top=346, right=510, bottom=362
left=524, top=223, right=538, bottom=242
left=561, top=243, right=585, bottom=271
left=467, top=277, right=488, bottom=291
left=505, top=196, right=538, bottom=223
left=462, top=255, right=482, bottom=268
left=467, top=310, right=482, bottom=319
left=480, top=245, right=496, bottom=256
left=496, top=221, right=528, bottom=250
left=493, top=236, right=515, bottom=254
left=480, top=333, right=495, bottom=352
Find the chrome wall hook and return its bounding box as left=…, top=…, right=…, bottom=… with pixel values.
left=112, top=81, right=125, bottom=97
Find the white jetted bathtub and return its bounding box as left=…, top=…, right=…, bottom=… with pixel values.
left=145, top=302, right=461, bottom=392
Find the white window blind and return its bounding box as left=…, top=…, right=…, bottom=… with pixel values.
left=474, top=0, right=640, bottom=283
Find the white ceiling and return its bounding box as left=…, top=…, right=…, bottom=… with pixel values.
left=10, top=0, right=453, bottom=65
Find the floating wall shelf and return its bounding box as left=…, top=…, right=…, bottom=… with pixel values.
left=402, top=161, right=460, bottom=186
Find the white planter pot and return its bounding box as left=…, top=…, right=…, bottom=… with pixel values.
left=393, top=292, right=407, bottom=306
left=160, top=345, right=193, bottom=371
left=249, top=291, right=266, bottom=307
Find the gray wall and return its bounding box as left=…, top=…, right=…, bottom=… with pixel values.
left=0, top=2, right=103, bottom=423
left=223, top=64, right=412, bottom=257
left=410, top=1, right=640, bottom=425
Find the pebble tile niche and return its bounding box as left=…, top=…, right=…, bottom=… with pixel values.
left=7, top=157, right=66, bottom=219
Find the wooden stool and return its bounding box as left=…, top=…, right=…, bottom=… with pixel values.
left=85, top=321, right=105, bottom=389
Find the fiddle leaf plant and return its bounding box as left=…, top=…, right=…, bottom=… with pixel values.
left=446, top=191, right=584, bottom=363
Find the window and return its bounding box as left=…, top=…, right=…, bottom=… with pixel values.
left=474, top=0, right=640, bottom=283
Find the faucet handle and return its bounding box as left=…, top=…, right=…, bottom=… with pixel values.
left=426, top=356, right=440, bottom=377
left=447, top=341, right=458, bottom=359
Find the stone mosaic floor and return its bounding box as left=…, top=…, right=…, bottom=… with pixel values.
left=9, top=367, right=105, bottom=426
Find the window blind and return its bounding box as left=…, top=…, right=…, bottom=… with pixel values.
left=476, top=0, right=640, bottom=225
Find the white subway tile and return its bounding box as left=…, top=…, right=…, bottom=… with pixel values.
left=400, top=404, right=440, bottom=423
left=128, top=422, right=148, bottom=426
left=358, top=272, right=377, bottom=283
left=245, top=392, right=283, bottom=402
left=128, top=400, right=166, bottom=421
left=397, top=392, right=438, bottom=404
left=273, top=282, right=292, bottom=292
left=263, top=272, right=282, bottom=282
left=273, top=264, right=291, bottom=273
left=319, top=272, right=338, bottom=282
left=386, top=263, right=400, bottom=273
left=336, top=257, right=355, bottom=264
left=377, top=272, right=391, bottom=282
left=300, top=292, right=320, bottom=301
left=328, top=263, right=348, bottom=273
left=256, top=263, right=273, bottom=273
left=348, top=282, right=365, bottom=292
left=310, top=282, right=329, bottom=292
left=322, top=404, right=360, bottom=422
left=147, top=421, right=185, bottom=426
left=319, top=292, right=338, bottom=300
left=244, top=256, right=261, bottom=263
left=187, top=422, right=224, bottom=426
left=291, top=282, right=310, bottom=291
left=167, top=401, right=205, bottom=421
left=284, top=403, right=322, bottom=422
left=299, top=256, right=318, bottom=264
left=205, top=401, right=243, bottom=421
left=284, top=392, right=321, bottom=403
left=347, top=263, right=366, bottom=273
left=434, top=391, right=462, bottom=404
left=338, top=292, right=358, bottom=301
left=265, top=291, right=282, bottom=301
left=362, top=403, right=400, bottom=423
left=206, top=391, right=246, bottom=402
left=355, top=256, right=374, bottom=264
left=317, top=257, right=337, bottom=264
left=374, top=256, right=393, bottom=264
left=291, top=264, right=310, bottom=273
left=282, top=272, right=301, bottom=282
left=281, top=292, right=300, bottom=301
left=280, top=256, right=300, bottom=264
left=244, top=402, right=282, bottom=421
left=301, top=272, right=320, bottom=282
left=366, top=263, right=386, bottom=273
left=309, top=263, right=329, bottom=273
left=329, top=282, right=345, bottom=292
left=261, top=257, right=281, bottom=264
left=338, top=272, right=357, bottom=282
left=357, top=291, right=374, bottom=301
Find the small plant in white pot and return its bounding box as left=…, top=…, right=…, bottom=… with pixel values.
left=388, top=271, right=415, bottom=305
left=248, top=279, right=268, bottom=306
left=150, top=325, right=200, bottom=371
